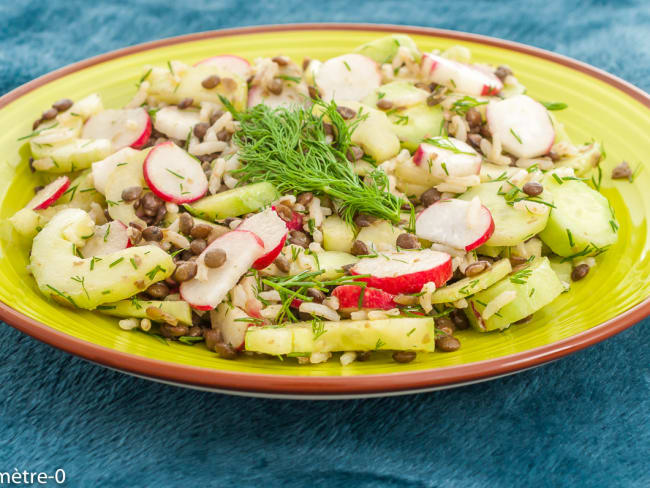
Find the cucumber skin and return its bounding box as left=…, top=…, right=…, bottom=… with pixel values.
left=432, top=258, right=512, bottom=304
left=245, top=317, right=436, bottom=355
left=538, top=178, right=617, bottom=257
left=464, top=257, right=564, bottom=331
left=460, top=181, right=550, bottom=247
left=354, top=34, right=421, bottom=64
left=185, top=182, right=278, bottom=220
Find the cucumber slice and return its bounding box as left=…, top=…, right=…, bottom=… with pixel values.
left=549, top=257, right=572, bottom=291
left=99, top=300, right=192, bottom=325
left=314, top=251, right=359, bottom=280
left=465, top=256, right=564, bottom=331
left=362, top=81, right=429, bottom=108
left=354, top=34, right=421, bottom=64
left=554, top=142, right=602, bottom=177
left=245, top=317, right=435, bottom=355
left=460, top=181, right=550, bottom=246
left=538, top=175, right=617, bottom=257
left=432, top=258, right=512, bottom=303
left=356, top=220, right=401, bottom=250
left=184, top=182, right=279, bottom=220
left=388, top=103, right=445, bottom=151
left=476, top=244, right=503, bottom=258
left=322, top=215, right=356, bottom=253
left=31, top=139, right=113, bottom=173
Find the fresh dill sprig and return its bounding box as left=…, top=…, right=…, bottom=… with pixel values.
left=223, top=98, right=404, bottom=224
left=423, top=136, right=475, bottom=156
left=451, top=96, right=488, bottom=116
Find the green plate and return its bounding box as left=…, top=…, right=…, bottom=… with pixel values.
left=0, top=24, right=648, bottom=398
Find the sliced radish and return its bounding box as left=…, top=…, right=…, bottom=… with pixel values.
left=315, top=54, right=381, bottom=102
left=284, top=210, right=303, bottom=231
left=486, top=95, right=555, bottom=158
left=143, top=141, right=208, bottom=204
left=416, top=198, right=495, bottom=251
left=247, top=84, right=309, bottom=109
left=194, top=55, right=251, bottom=79
left=91, top=147, right=139, bottom=195
left=421, top=53, right=502, bottom=96
left=28, top=176, right=70, bottom=210
left=413, top=137, right=482, bottom=178
left=153, top=106, right=201, bottom=141
left=349, top=249, right=452, bottom=294
left=80, top=221, right=129, bottom=258
left=210, top=303, right=255, bottom=350
left=238, top=208, right=288, bottom=270
left=332, top=285, right=395, bottom=313
left=82, top=108, right=151, bottom=149
left=180, top=229, right=265, bottom=310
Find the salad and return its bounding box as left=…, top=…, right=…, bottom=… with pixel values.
left=11, top=35, right=621, bottom=365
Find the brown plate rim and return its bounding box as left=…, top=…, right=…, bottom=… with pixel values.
left=1, top=23, right=648, bottom=397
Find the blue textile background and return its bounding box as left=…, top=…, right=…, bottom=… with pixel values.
left=1, top=1, right=649, bottom=486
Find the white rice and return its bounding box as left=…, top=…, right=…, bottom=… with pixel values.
left=340, top=351, right=357, bottom=366
left=482, top=290, right=517, bottom=319
left=299, top=302, right=340, bottom=322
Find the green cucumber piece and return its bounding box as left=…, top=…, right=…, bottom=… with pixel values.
left=476, top=244, right=503, bottom=258
left=245, top=317, right=435, bottom=355
left=465, top=257, right=564, bottom=331
left=31, top=139, right=113, bottom=172
left=354, top=34, right=421, bottom=64
left=31, top=208, right=174, bottom=309
left=554, top=143, right=602, bottom=177
left=362, top=81, right=429, bottom=108
left=321, top=215, right=356, bottom=253
left=432, top=258, right=512, bottom=303
left=100, top=300, right=192, bottom=325
left=460, top=181, right=550, bottom=246
left=549, top=257, right=572, bottom=291
left=538, top=175, right=617, bottom=257
left=356, top=220, right=400, bottom=250
left=388, top=103, right=445, bottom=151
left=314, top=251, right=359, bottom=280
left=184, top=182, right=279, bottom=220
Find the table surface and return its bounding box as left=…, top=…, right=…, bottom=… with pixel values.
left=1, top=1, right=649, bottom=486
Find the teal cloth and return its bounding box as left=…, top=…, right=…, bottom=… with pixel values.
left=1, top=1, right=649, bottom=486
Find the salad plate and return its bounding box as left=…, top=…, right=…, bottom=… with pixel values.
left=0, top=24, right=648, bottom=398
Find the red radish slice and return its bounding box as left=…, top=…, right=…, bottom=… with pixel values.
left=210, top=304, right=257, bottom=350
left=247, top=85, right=308, bottom=109
left=91, top=147, right=139, bottom=195
left=29, top=176, right=70, bottom=210
left=413, top=137, right=482, bottom=178
left=194, top=55, right=251, bottom=79
left=153, top=106, right=202, bottom=141
left=80, top=221, right=129, bottom=258
left=486, top=95, right=555, bottom=158
left=238, top=208, right=288, bottom=269
left=349, top=249, right=452, bottom=294
left=416, top=198, right=495, bottom=251
left=82, top=108, right=151, bottom=149
left=332, top=285, right=395, bottom=313
left=284, top=211, right=303, bottom=231
left=143, top=141, right=208, bottom=204
left=180, top=229, right=265, bottom=310
left=271, top=205, right=303, bottom=231
left=421, top=53, right=502, bottom=96
left=315, top=53, right=381, bottom=102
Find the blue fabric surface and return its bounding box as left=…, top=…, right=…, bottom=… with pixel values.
left=1, top=1, right=649, bottom=486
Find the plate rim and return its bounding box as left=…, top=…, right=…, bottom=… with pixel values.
left=1, top=22, right=649, bottom=397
